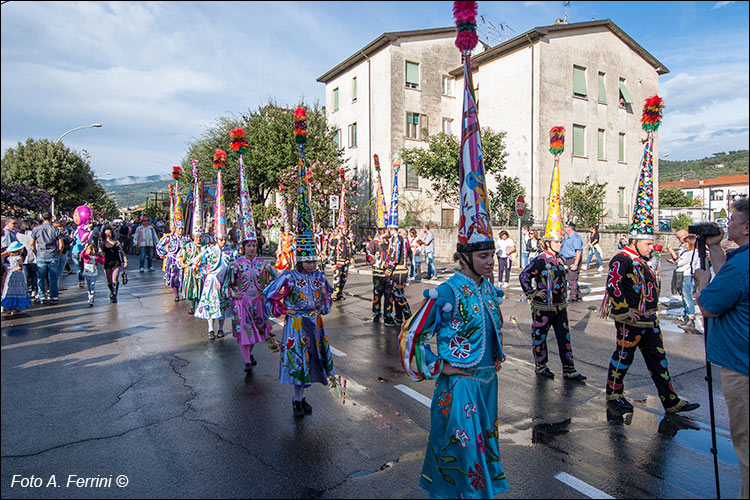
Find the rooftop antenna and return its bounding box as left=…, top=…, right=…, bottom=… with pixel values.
left=498, top=22, right=515, bottom=40
left=563, top=1, right=572, bottom=24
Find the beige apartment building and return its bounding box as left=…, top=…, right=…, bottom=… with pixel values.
left=317, top=19, right=668, bottom=227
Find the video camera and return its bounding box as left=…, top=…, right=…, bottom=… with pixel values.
left=688, top=223, right=721, bottom=237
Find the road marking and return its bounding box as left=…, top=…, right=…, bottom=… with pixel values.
left=578, top=281, right=592, bottom=286
left=583, top=286, right=606, bottom=293
left=505, top=355, right=535, bottom=368
left=329, top=346, right=347, bottom=357
left=582, top=294, right=604, bottom=302
left=555, top=472, right=614, bottom=499
left=395, top=384, right=432, bottom=408
left=270, top=317, right=346, bottom=356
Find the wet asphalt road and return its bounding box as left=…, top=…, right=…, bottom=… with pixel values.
left=0, top=256, right=742, bottom=498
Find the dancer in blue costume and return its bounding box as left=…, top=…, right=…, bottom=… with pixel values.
left=399, top=3, right=509, bottom=495
left=264, top=106, right=335, bottom=418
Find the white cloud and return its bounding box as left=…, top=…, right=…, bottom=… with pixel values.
left=713, top=1, right=735, bottom=9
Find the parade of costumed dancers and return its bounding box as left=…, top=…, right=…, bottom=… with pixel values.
left=328, top=167, right=352, bottom=302
left=518, top=127, right=587, bottom=382
left=274, top=184, right=296, bottom=272
left=194, top=148, right=237, bottom=340
left=365, top=154, right=390, bottom=323
left=178, top=160, right=207, bottom=315
left=398, top=2, right=509, bottom=496
left=384, top=158, right=411, bottom=327
left=263, top=107, right=336, bottom=418
left=601, top=95, right=700, bottom=415
left=227, top=127, right=277, bottom=373
left=156, top=166, right=188, bottom=302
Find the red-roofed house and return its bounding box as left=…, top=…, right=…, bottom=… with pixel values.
left=659, top=174, right=749, bottom=221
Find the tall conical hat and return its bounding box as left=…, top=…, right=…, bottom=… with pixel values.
left=237, top=154, right=257, bottom=242
left=190, top=160, right=203, bottom=236
left=374, top=154, right=388, bottom=229
left=171, top=166, right=183, bottom=230
left=168, top=183, right=175, bottom=231
left=387, top=158, right=400, bottom=228
left=544, top=127, right=565, bottom=241
left=294, top=107, right=317, bottom=261
left=454, top=1, right=493, bottom=253
left=629, top=95, right=663, bottom=240
left=337, top=168, right=348, bottom=231
left=212, top=149, right=227, bottom=238
left=230, top=127, right=256, bottom=242
left=279, top=184, right=289, bottom=229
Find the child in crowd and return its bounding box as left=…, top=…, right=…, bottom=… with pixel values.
left=413, top=239, right=424, bottom=281
left=81, top=241, right=104, bottom=306
left=1, top=241, right=31, bottom=315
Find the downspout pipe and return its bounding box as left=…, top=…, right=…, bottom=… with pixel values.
left=360, top=50, right=373, bottom=227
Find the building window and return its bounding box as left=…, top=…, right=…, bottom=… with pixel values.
left=406, top=112, right=429, bottom=140
left=348, top=123, right=357, bottom=148
left=441, top=75, right=453, bottom=96
left=687, top=191, right=693, bottom=200
left=618, top=133, right=626, bottom=162
left=572, top=124, right=585, bottom=157
left=333, top=129, right=340, bottom=149
left=618, top=78, right=633, bottom=109
left=405, top=163, right=419, bottom=189
left=573, top=65, right=587, bottom=98
left=710, top=190, right=724, bottom=201
left=618, top=187, right=626, bottom=217
left=333, top=87, right=339, bottom=111
left=352, top=77, right=357, bottom=102
left=405, top=61, right=419, bottom=89
left=598, top=72, right=606, bottom=103
left=442, top=118, right=453, bottom=135
left=441, top=208, right=455, bottom=227
left=597, top=129, right=605, bottom=160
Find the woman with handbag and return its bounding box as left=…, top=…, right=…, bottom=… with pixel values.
left=100, top=227, right=127, bottom=303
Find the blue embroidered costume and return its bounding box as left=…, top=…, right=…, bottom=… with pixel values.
left=400, top=270, right=508, bottom=499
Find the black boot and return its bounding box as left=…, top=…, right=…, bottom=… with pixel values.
left=108, top=283, right=115, bottom=301
left=113, top=283, right=119, bottom=303
left=293, top=400, right=304, bottom=418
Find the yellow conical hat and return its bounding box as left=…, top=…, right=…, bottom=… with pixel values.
left=543, top=154, right=564, bottom=241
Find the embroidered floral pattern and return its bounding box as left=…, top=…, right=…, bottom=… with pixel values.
left=469, top=462, right=486, bottom=490
left=454, top=428, right=470, bottom=448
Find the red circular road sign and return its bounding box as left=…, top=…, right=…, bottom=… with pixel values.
left=515, top=195, right=526, bottom=217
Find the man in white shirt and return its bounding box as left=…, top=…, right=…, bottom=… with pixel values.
left=135, top=217, right=158, bottom=272
left=496, top=230, right=516, bottom=287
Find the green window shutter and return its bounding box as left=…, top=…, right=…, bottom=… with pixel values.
left=618, top=188, right=625, bottom=217
left=597, top=129, right=605, bottom=159
left=598, top=73, right=606, bottom=103
left=353, top=123, right=357, bottom=147
left=573, top=66, right=587, bottom=96
left=687, top=191, right=693, bottom=200
left=406, top=61, right=419, bottom=86
left=619, top=133, right=625, bottom=162
left=352, top=77, right=357, bottom=101
left=333, top=88, right=339, bottom=110
left=573, top=125, right=585, bottom=156
left=619, top=80, right=633, bottom=104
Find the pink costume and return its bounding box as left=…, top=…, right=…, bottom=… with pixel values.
left=230, top=256, right=276, bottom=354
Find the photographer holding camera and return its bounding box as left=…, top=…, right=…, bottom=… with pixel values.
left=694, top=197, right=749, bottom=499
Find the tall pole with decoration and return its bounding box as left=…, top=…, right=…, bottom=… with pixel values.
left=172, top=165, right=183, bottom=231
left=374, top=154, right=388, bottom=230
left=337, top=167, right=347, bottom=231
left=212, top=149, right=227, bottom=238
left=293, top=107, right=316, bottom=261
left=190, top=160, right=203, bottom=237
left=230, top=127, right=257, bottom=242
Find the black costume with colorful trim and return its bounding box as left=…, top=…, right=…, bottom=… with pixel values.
left=366, top=234, right=389, bottom=319
left=519, top=250, right=578, bottom=375
left=385, top=232, right=411, bottom=324
left=327, top=232, right=351, bottom=301
left=603, top=246, right=686, bottom=411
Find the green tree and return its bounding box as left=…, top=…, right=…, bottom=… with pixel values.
left=181, top=100, right=342, bottom=212
left=562, top=177, right=607, bottom=229
left=671, top=213, right=693, bottom=231
left=659, top=187, right=690, bottom=207
left=400, top=129, right=509, bottom=206
left=489, top=176, right=526, bottom=226
left=1, top=138, right=117, bottom=218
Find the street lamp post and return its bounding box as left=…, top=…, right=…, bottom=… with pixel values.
left=56, top=123, right=102, bottom=143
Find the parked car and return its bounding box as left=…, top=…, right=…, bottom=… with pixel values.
left=715, top=218, right=728, bottom=229
left=658, top=218, right=672, bottom=232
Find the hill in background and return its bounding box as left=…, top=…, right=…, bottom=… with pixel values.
left=660, top=150, right=749, bottom=182
left=101, top=178, right=171, bottom=209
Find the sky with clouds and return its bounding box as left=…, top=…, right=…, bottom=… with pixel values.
left=1, top=1, right=748, bottom=179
